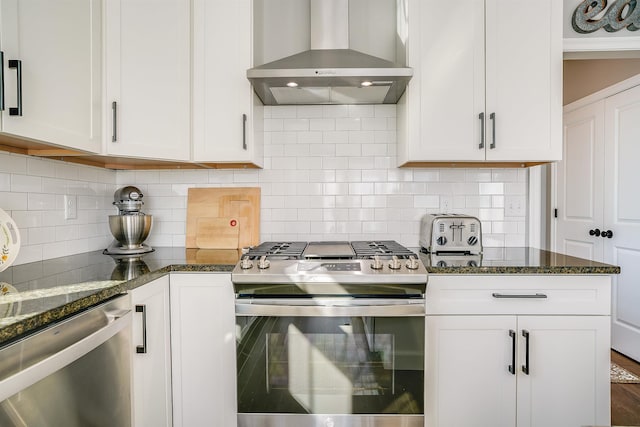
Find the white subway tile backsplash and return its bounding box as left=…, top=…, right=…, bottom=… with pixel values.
left=296, top=105, right=323, bottom=118
left=298, top=132, right=323, bottom=144
left=270, top=106, right=297, bottom=118
left=348, top=105, right=374, bottom=118
left=3, top=105, right=528, bottom=265
left=0, top=173, right=10, bottom=191
left=309, top=119, right=335, bottom=131
left=336, top=145, right=362, bottom=157
left=479, top=183, right=505, bottom=195
left=362, top=195, right=387, bottom=208
left=374, top=105, right=396, bottom=118
left=28, top=193, right=56, bottom=211
left=324, top=105, right=350, bottom=118
left=336, top=118, right=361, bottom=131
left=362, top=117, right=388, bottom=131
left=283, top=119, right=310, bottom=132
left=348, top=183, right=374, bottom=195
left=0, top=153, right=27, bottom=174
left=323, top=131, right=349, bottom=144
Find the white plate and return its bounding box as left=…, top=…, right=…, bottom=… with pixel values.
left=0, top=282, right=21, bottom=318
left=0, top=208, right=21, bottom=272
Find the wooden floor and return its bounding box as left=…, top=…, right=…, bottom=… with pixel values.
left=612, top=350, right=640, bottom=426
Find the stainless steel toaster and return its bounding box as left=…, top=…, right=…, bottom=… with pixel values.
left=419, top=214, right=483, bottom=254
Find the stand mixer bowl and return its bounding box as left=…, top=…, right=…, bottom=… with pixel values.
left=108, top=214, right=152, bottom=249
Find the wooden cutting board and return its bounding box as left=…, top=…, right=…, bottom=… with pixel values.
left=186, top=187, right=260, bottom=249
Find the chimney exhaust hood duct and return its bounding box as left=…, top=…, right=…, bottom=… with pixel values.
left=247, top=0, right=412, bottom=106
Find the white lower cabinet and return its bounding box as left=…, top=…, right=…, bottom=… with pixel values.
left=425, top=275, right=611, bottom=427
left=170, top=273, right=237, bottom=427
left=130, top=275, right=173, bottom=427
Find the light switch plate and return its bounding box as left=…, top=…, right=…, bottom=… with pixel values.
left=64, top=195, right=77, bottom=220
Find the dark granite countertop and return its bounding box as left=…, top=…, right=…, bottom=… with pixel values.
left=419, top=247, right=621, bottom=275
left=0, top=246, right=619, bottom=347
left=0, top=247, right=240, bottom=347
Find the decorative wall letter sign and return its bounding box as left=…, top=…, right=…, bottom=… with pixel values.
left=572, top=0, right=640, bottom=33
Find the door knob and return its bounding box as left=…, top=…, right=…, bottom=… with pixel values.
left=602, top=230, right=613, bottom=238
left=589, top=228, right=601, bottom=237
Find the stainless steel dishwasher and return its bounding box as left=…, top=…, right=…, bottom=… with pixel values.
left=0, top=294, right=132, bottom=427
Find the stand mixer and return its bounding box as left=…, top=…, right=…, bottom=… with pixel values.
left=104, top=186, right=154, bottom=255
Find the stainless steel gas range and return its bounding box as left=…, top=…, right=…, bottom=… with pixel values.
left=231, top=241, right=427, bottom=427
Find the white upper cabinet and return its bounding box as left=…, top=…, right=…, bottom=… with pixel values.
left=191, top=0, right=263, bottom=166
left=104, top=0, right=190, bottom=161
left=398, top=0, right=562, bottom=165
left=0, top=0, right=102, bottom=153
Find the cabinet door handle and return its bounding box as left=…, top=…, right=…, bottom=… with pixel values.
left=242, top=113, right=247, bottom=150
left=492, top=293, right=547, bottom=299
left=112, top=101, right=118, bottom=142
left=135, top=304, right=147, bottom=354
left=509, top=329, right=516, bottom=375
left=479, top=112, right=485, bottom=149
left=8, top=59, right=22, bottom=116
left=522, top=330, right=530, bottom=375
left=0, top=51, right=5, bottom=111
left=489, top=112, right=496, bottom=149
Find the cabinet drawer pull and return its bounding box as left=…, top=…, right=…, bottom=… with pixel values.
left=242, top=113, right=247, bottom=150
left=479, top=112, right=485, bottom=149
left=112, top=101, right=118, bottom=142
left=8, top=59, right=22, bottom=116
left=135, top=304, right=147, bottom=354
left=492, top=293, right=547, bottom=299
left=489, top=112, right=496, bottom=149
left=0, top=51, right=5, bottom=111
left=509, top=329, right=516, bottom=375
left=522, top=330, right=530, bottom=375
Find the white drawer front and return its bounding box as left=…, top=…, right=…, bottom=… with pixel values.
left=426, top=275, right=611, bottom=315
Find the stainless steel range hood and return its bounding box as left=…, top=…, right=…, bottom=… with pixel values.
left=247, top=0, right=412, bottom=106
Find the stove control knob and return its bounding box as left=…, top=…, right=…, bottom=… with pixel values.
left=258, top=255, right=271, bottom=270
left=436, top=236, right=447, bottom=246
left=389, top=255, right=402, bottom=270
left=437, top=260, right=447, bottom=267
left=240, top=257, right=253, bottom=269
left=467, top=260, right=478, bottom=267
left=405, top=256, right=420, bottom=270
left=467, top=236, right=478, bottom=246
left=371, top=255, right=384, bottom=270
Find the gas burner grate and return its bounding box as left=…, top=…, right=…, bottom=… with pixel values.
left=244, top=242, right=307, bottom=259
left=351, top=241, right=417, bottom=259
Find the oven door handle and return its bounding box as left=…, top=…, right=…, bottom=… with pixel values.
left=235, top=298, right=425, bottom=317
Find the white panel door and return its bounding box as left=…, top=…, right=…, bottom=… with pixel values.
left=516, top=316, right=610, bottom=427
left=192, top=0, right=263, bottom=165
left=604, top=84, right=640, bottom=361
left=425, top=315, right=517, bottom=427
left=555, top=101, right=605, bottom=261
left=0, top=0, right=101, bottom=153
left=170, top=273, right=237, bottom=427
left=406, top=0, right=485, bottom=162
left=104, top=0, right=190, bottom=161
left=130, top=275, right=173, bottom=427
left=485, top=0, right=562, bottom=162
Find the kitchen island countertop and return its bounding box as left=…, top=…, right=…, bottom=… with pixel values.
left=0, top=246, right=619, bottom=346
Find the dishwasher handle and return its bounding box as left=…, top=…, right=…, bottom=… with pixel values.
left=0, top=304, right=132, bottom=402
left=235, top=298, right=425, bottom=317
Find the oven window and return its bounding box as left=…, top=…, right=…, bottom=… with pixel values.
left=236, top=316, right=424, bottom=415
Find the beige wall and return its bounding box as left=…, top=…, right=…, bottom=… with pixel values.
left=564, top=59, right=640, bottom=105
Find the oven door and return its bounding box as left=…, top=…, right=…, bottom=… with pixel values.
left=235, top=298, right=425, bottom=427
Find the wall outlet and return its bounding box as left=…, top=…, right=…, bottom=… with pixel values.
left=64, top=195, right=78, bottom=220
left=440, top=196, right=452, bottom=213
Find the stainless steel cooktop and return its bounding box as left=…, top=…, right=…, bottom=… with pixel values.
left=231, top=241, right=428, bottom=287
